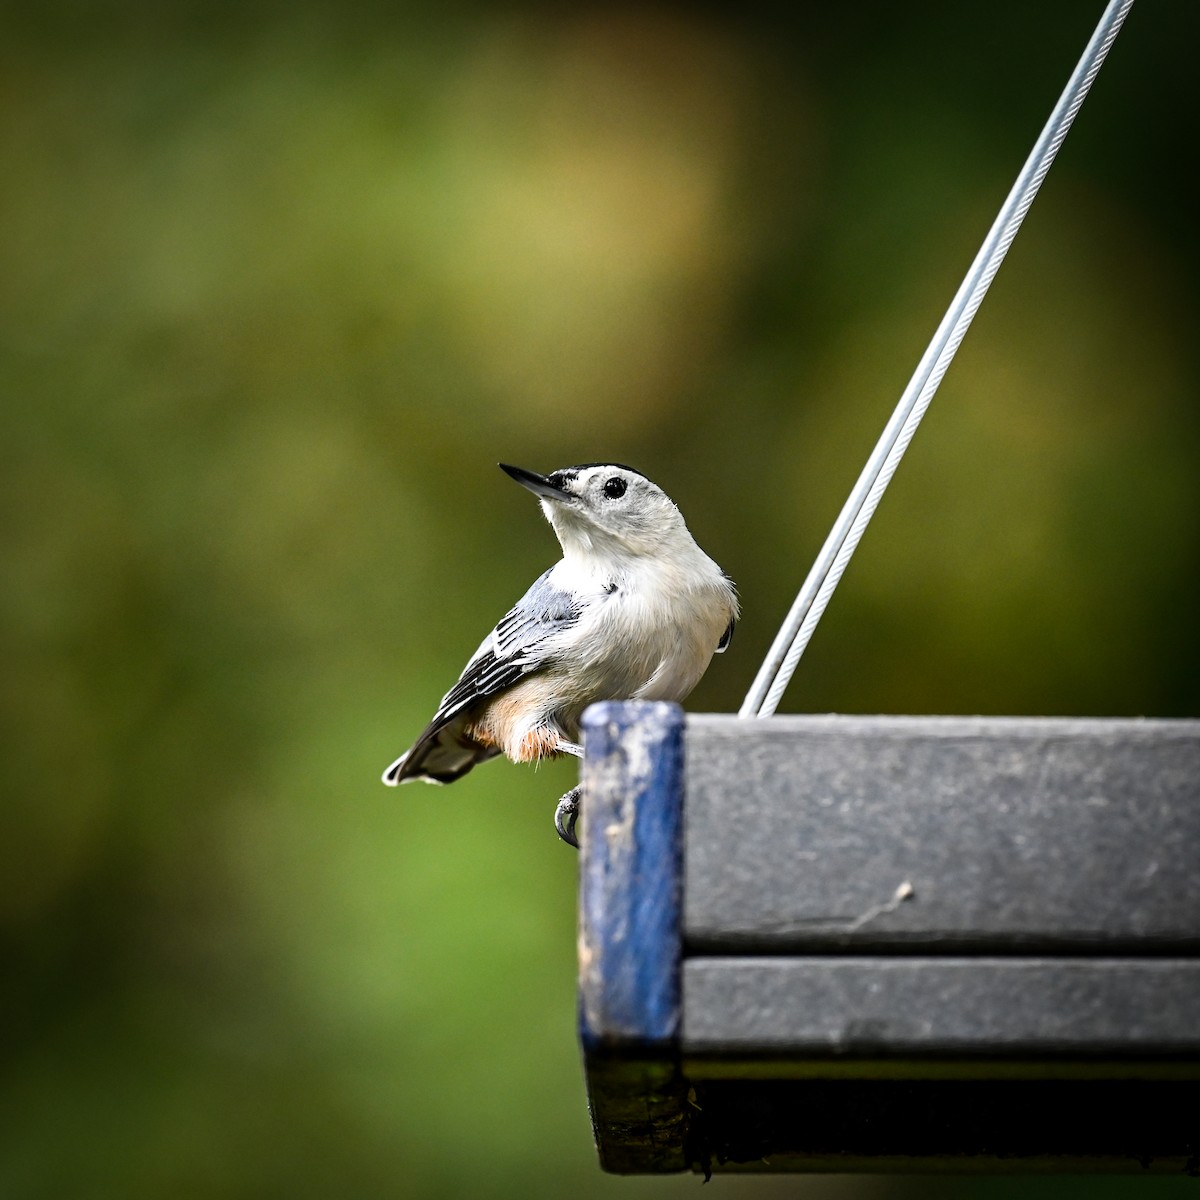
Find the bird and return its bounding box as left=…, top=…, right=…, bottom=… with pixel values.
left=381, top=462, right=738, bottom=847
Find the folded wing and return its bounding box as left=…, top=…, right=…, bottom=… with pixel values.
left=382, top=568, right=582, bottom=785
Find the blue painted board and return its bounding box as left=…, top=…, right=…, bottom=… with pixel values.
left=577, top=700, right=685, bottom=1049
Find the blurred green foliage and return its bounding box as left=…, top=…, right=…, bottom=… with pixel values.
left=1, top=2, right=1197, bottom=1198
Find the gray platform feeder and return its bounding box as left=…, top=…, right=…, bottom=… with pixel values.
left=576, top=702, right=1200, bottom=1176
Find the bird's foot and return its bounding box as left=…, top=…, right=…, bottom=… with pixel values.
left=555, top=786, right=581, bottom=849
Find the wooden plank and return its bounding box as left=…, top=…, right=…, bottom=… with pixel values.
left=577, top=701, right=688, bottom=1173
left=579, top=700, right=685, bottom=1046
left=684, top=715, right=1200, bottom=952
left=682, top=958, right=1200, bottom=1069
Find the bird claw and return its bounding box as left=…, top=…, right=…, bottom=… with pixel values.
left=555, top=786, right=581, bottom=849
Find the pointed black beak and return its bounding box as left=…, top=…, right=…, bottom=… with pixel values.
left=499, top=463, right=571, bottom=501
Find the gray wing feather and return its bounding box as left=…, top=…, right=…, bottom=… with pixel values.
left=430, top=568, right=580, bottom=724
left=383, top=568, right=581, bottom=783
left=716, top=615, right=735, bottom=653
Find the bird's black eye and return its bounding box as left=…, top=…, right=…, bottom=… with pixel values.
left=602, top=477, right=627, bottom=500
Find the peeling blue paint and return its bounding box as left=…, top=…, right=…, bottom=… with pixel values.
left=578, top=701, right=684, bottom=1049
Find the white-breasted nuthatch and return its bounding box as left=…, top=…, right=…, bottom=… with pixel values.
left=381, top=462, right=738, bottom=847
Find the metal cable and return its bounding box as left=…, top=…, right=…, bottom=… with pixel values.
left=740, top=0, right=1136, bottom=719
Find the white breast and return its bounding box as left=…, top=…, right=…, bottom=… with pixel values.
left=543, top=553, right=735, bottom=736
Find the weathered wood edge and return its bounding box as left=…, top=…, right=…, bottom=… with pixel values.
left=578, top=701, right=690, bottom=1174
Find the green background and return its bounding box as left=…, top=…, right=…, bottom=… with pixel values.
left=2, top=2, right=1196, bottom=1197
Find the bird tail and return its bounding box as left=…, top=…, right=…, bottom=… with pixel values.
left=381, top=719, right=500, bottom=786
left=381, top=751, right=416, bottom=786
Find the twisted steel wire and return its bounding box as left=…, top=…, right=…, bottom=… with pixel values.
left=741, top=0, right=1136, bottom=719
